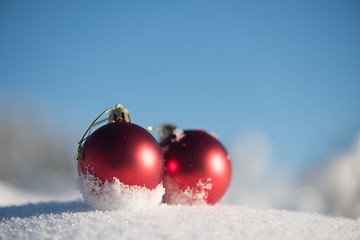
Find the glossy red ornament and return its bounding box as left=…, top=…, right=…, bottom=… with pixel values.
left=77, top=106, right=164, bottom=189
left=160, top=128, right=232, bottom=205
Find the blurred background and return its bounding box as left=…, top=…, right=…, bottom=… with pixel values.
left=0, top=0, right=359, bottom=218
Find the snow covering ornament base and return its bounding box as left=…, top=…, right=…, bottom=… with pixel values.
left=162, top=175, right=213, bottom=205
left=77, top=172, right=164, bottom=210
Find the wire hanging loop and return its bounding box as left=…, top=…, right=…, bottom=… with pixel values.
left=75, top=104, right=131, bottom=160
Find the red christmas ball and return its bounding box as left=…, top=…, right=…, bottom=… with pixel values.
left=78, top=122, right=164, bottom=189
left=160, top=129, right=232, bottom=205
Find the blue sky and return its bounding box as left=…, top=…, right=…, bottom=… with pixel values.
left=1, top=0, right=360, bottom=172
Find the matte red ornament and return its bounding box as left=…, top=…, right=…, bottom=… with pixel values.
left=77, top=105, right=164, bottom=189
left=160, top=127, right=232, bottom=205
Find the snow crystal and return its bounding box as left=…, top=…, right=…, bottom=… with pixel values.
left=209, top=132, right=218, bottom=139
left=77, top=172, right=164, bottom=210
left=173, top=128, right=185, bottom=142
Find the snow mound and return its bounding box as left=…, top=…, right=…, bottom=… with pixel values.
left=1, top=202, right=359, bottom=240
left=77, top=172, right=164, bottom=210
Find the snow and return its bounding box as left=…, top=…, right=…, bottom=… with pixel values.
left=1, top=158, right=360, bottom=240
left=162, top=175, right=212, bottom=205
left=0, top=181, right=80, bottom=207
left=1, top=179, right=359, bottom=240
left=77, top=172, right=164, bottom=210
left=1, top=199, right=359, bottom=240
left=227, top=132, right=360, bottom=218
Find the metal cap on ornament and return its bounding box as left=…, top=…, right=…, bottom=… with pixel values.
left=108, top=104, right=131, bottom=123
